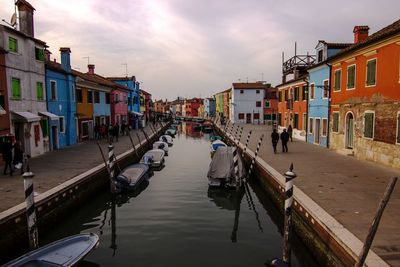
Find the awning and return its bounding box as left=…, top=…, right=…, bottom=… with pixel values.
left=11, top=111, right=41, bottom=122
left=130, top=111, right=144, bottom=116
left=39, top=111, right=59, bottom=120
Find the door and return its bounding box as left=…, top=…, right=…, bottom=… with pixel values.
left=246, top=113, right=252, bottom=124
left=346, top=113, right=354, bottom=149
left=51, top=126, right=58, bottom=150
left=315, top=118, right=321, bottom=144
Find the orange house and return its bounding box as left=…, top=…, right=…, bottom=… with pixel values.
left=329, top=21, right=400, bottom=169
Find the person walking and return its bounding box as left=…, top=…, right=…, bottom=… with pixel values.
left=121, top=121, right=126, bottom=136
left=287, top=124, right=293, bottom=142
left=280, top=128, right=289, bottom=153
left=108, top=124, right=114, bottom=143
left=94, top=124, right=100, bottom=140
left=13, top=141, right=24, bottom=175
left=113, top=123, right=120, bottom=142
left=271, top=129, right=279, bottom=154
left=2, top=139, right=13, bottom=176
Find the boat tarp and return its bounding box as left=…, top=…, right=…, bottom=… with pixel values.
left=142, top=149, right=165, bottom=162
left=120, top=164, right=148, bottom=184
left=207, top=147, right=246, bottom=179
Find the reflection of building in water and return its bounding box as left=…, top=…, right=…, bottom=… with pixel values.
left=184, top=123, right=202, bottom=138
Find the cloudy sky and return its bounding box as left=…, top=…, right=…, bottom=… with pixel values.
left=1, top=0, right=399, bottom=100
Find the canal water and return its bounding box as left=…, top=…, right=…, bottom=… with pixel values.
left=40, top=122, right=318, bottom=267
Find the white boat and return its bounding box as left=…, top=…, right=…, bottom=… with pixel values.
left=210, top=140, right=227, bottom=153
left=140, top=149, right=165, bottom=170
left=207, top=147, right=246, bottom=188
left=159, top=135, right=173, bottom=146
left=165, top=128, right=177, bottom=137
left=116, top=163, right=149, bottom=192
left=153, top=141, right=169, bottom=156
left=4, top=233, right=99, bottom=267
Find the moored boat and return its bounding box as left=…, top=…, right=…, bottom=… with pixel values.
left=210, top=135, right=223, bottom=142
left=153, top=141, right=169, bottom=155
left=165, top=128, right=177, bottom=137
left=210, top=140, right=227, bottom=153
left=116, top=163, right=149, bottom=192
left=159, top=135, right=173, bottom=146
left=140, top=149, right=165, bottom=170
left=4, top=233, right=99, bottom=267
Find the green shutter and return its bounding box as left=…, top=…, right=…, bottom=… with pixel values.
left=364, top=113, right=374, bottom=138
left=294, top=114, right=298, bottom=128
left=35, top=47, right=44, bottom=61
left=11, top=78, right=21, bottom=99
left=334, top=70, right=341, bottom=91
left=40, top=119, right=48, bottom=137
left=366, top=60, right=376, bottom=86
left=36, top=82, right=43, bottom=100
left=285, top=90, right=288, bottom=101
left=8, top=37, right=17, bottom=52
left=348, top=65, right=355, bottom=88
left=333, top=113, right=339, bottom=132
left=278, top=91, right=282, bottom=102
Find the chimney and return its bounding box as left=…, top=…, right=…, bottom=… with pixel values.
left=59, top=47, right=71, bottom=72
left=16, top=0, right=35, bottom=37
left=88, top=64, right=95, bottom=74
left=44, top=49, right=51, bottom=61
left=353, top=25, right=369, bottom=44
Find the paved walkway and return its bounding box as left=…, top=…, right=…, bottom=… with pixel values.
left=227, top=123, right=400, bottom=266
left=0, top=123, right=161, bottom=212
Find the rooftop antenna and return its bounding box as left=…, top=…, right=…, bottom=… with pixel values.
left=260, top=73, right=264, bottom=82
left=282, top=51, right=284, bottom=65
left=246, top=77, right=248, bottom=83
left=295, top=41, right=297, bottom=56
left=83, top=56, right=90, bottom=65
left=122, top=63, right=128, bottom=77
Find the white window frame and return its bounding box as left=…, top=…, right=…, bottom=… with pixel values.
left=309, top=117, right=314, bottom=134
left=346, top=64, right=356, bottom=90
left=59, top=116, right=65, bottom=133
left=322, top=79, right=329, bottom=99
left=334, top=69, right=342, bottom=92
left=363, top=110, right=375, bottom=140
left=322, top=118, right=328, bottom=137
left=309, top=83, right=315, bottom=101
left=396, top=111, right=400, bottom=145
left=332, top=112, right=340, bottom=133
left=50, top=80, right=57, bottom=100
left=365, top=58, right=377, bottom=88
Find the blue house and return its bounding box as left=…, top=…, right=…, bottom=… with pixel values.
left=204, top=97, right=216, bottom=117
left=307, top=41, right=351, bottom=147
left=45, top=47, right=77, bottom=149
left=108, top=76, right=141, bottom=129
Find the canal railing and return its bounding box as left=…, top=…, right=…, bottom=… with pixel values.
left=213, top=122, right=388, bottom=267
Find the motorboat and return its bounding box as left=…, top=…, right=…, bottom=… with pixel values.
left=4, top=233, right=99, bottom=267
left=153, top=141, right=169, bottom=156
left=140, top=149, right=165, bottom=170
left=207, top=146, right=246, bottom=188
left=159, top=135, right=173, bottom=146
left=116, top=163, right=149, bottom=192
left=210, top=140, right=227, bottom=153
left=165, top=128, right=177, bottom=137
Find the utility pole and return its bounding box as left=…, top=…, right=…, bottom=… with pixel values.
left=83, top=56, right=90, bottom=65
left=122, top=63, right=128, bottom=77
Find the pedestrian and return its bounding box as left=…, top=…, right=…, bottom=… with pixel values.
left=287, top=124, right=293, bottom=142
left=2, top=139, right=13, bottom=176
left=108, top=124, right=114, bottom=143
left=100, top=124, right=106, bottom=140
left=13, top=141, right=24, bottom=175
left=121, top=121, right=126, bottom=136
left=271, top=128, right=279, bottom=154
left=113, top=123, right=120, bottom=142
left=94, top=124, right=100, bottom=140
left=280, top=128, right=289, bottom=153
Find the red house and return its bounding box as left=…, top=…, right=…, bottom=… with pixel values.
left=185, top=98, right=203, bottom=117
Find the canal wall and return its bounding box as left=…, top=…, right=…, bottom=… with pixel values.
left=0, top=122, right=171, bottom=262
left=213, top=123, right=388, bottom=267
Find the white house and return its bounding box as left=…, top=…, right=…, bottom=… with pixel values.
left=231, top=82, right=266, bottom=124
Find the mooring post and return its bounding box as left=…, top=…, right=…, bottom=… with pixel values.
left=224, top=120, right=230, bottom=132
left=233, top=125, right=240, bottom=141
left=282, top=163, right=297, bottom=265
left=233, top=145, right=240, bottom=189
left=229, top=123, right=235, bottom=136
left=23, top=168, right=39, bottom=250
left=236, top=126, right=244, bottom=146
left=97, top=141, right=111, bottom=175
left=141, top=128, right=150, bottom=144
left=108, top=143, right=117, bottom=194
left=245, top=134, right=264, bottom=182
left=127, top=131, right=140, bottom=159
left=242, top=130, right=252, bottom=158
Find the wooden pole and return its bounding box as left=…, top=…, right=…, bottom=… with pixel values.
left=355, top=177, right=398, bottom=267
left=23, top=171, right=39, bottom=250
left=97, top=141, right=111, bottom=175
left=127, top=131, right=140, bottom=159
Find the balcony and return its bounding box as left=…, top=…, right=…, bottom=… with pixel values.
left=282, top=55, right=316, bottom=76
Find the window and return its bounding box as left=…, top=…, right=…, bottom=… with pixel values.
left=87, top=90, right=93, bottom=103
left=334, top=69, right=341, bottom=91
left=347, top=65, right=356, bottom=89
left=256, top=101, right=261, bottom=107
left=105, top=93, right=110, bottom=104
left=254, top=113, right=260, bottom=120
left=256, top=90, right=260, bottom=94
left=59, top=117, right=65, bottom=133
left=309, top=118, right=314, bottom=134
left=303, top=113, right=307, bottom=131
left=397, top=113, right=400, bottom=144
left=294, top=113, right=299, bottom=129
left=332, top=112, right=339, bottom=132
left=76, top=90, right=83, bottom=103
left=238, top=113, right=244, bottom=120
left=278, top=91, right=282, bottom=102
left=11, top=77, right=21, bottom=99
left=322, top=118, right=328, bottom=136
left=36, top=82, right=44, bottom=100
left=35, top=47, right=44, bottom=61
left=265, top=100, right=270, bottom=108
left=278, top=113, right=282, bottom=126
left=94, top=91, right=100, bottom=103
left=302, top=86, right=307, bottom=100
left=240, top=90, right=244, bottom=94
left=50, top=81, right=57, bottom=100
left=8, top=37, right=17, bottom=53
left=294, top=87, right=299, bottom=101
left=318, top=49, right=323, bottom=63
left=366, top=59, right=377, bottom=86
left=264, top=114, right=272, bottom=120
left=285, top=89, right=288, bottom=101
left=364, top=112, right=375, bottom=139
left=310, top=84, right=315, bottom=100
left=323, top=80, right=329, bottom=98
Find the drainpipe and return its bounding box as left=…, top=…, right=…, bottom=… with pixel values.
left=304, top=78, right=309, bottom=142
left=327, top=63, right=332, bottom=148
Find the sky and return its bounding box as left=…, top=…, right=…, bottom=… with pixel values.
left=1, top=0, right=399, bottom=100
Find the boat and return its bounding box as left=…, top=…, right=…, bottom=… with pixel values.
left=210, top=135, right=223, bottom=142
left=4, top=233, right=99, bottom=267
left=116, top=163, right=149, bottom=192
left=165, top=128, right=177, bottom=137
left=153, top=141, right=169, bottom=155
left=159, top=135, right=173, bottom=146
left=140, top=149, right=165, bottom=170
left=207, top=146, right=246, bottom=188
left=210, top=139, right=227, bottom=153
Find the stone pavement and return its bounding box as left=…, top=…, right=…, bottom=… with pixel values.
left=229, top=123, right=400, bottom=266
left=0, top=123, right=160, bottom=213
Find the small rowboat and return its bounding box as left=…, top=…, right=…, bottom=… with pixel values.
left=165, top=128, right=177, bottom=136
left=140, top=149, right=165, bottom=170
left=153, top=141, right=169, bottom=156
left=116, top=163, right=149, bottom=192
left=159, top=135, right=173, bottom=146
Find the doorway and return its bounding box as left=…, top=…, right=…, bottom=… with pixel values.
left=51, top=126, right=58, bottom=150
left=315, top=118, right=321, bottom=144
left=246, top=113, right=252, bottom=124
left=346, top=112, right=354, bottom=149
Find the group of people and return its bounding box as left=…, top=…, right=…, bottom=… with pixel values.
left=2, top=139, right=24, bottom=176
left=94, top=122, right=130, bottom=143
left=271, top=125, right=293, bottom=154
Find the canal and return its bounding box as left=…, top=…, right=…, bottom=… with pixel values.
left=39, top=122, right=318, bottom=267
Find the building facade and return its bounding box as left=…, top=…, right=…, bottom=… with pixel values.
left=231, top=82, right=265, bottom=124
left=263, top=86, right=278, bottom=123
left=204, top=97, right=216, bottom=118
left=110, top=85, right=128, bottom=126
left=0, top=47, right=11, bottom=159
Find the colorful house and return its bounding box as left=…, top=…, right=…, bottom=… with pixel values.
left=223, top=89, right=231, bottom=120
left=307, top=41, right=351, bottom=147
left=140, top=89, right=152, bottom=126
left=231, top=82, right=265, bottom=124
left=185, top=98, right=202, bottom=117
left=110, top=84, right=128, bottom=126
left=204, top=97, right=216, bottom=118
left=214, top=90, right=225, bottom=118
left=0, top=46, right=11, bottom=160
left=329, top=21, right=400, bottom=168
left=264, top=86, right=278, bottom=123
left=45, top=47, right=77, bottom=149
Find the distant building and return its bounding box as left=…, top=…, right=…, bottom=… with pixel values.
left=204, top=97, right=216, bottom=118
left=263, top=86, right=278, bottom=124
left=231, top=82, right=265, bottom=124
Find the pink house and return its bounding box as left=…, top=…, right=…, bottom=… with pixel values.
left=111, top=84, right=128, bottom=126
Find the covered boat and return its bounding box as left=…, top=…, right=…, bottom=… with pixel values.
left=153, top=141, right=169, bottom=155
left=116, top=163, right=149, bottom=191
left=207, top=146, right=246, bottom=188
left=159, top=135, right=173, bottom=146
left=165, top=128, right=176, bottom=137
left=140, top=149, right=165, bottom=170
left=210, top=140, right=227, bottom=153
left=210, top=135, right=223, bottom=142
left=4, top=233, right=99, bottom=267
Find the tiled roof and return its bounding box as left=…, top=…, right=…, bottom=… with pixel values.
left=107, top=76, right=136, bottom=82
left=232, top=82, right=265, bottom=89
left=330, top=19, right=400, bottom=60
left=72, top=70, right=128, bottom=91
left=141, top=89, right=151, bottom=96
left=275, top=75, right=307, bottom=88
